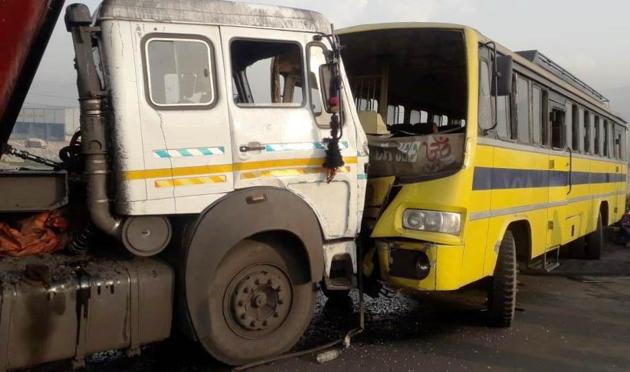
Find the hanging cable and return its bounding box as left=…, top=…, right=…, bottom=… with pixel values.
left=320, top=26, right=346, bottom=183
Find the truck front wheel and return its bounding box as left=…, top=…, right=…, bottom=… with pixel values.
left=201, top=238, right=314, bottom=366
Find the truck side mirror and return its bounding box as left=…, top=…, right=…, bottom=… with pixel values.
left=493, top=55, right=513, bottom=96
left=319, top=63, right=334, bottom=112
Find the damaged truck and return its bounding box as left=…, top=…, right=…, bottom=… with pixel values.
left=0, top=0, right=369, bottom=369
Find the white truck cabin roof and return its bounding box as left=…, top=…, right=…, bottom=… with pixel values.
left=98, top=0, right=332, bottom=33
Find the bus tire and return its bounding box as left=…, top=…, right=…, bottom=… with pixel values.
left=585, top=212, right=604, bottom=260
left=202, top=238, right=314, bottom=366
left=487, top=230, right=517, bottom=328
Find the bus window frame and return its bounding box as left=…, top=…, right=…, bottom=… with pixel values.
left=583, top=109, right=591, bottom=154
left=594, top=115, right=601, bottom=156
left=531, top=84, right=544, bottom=146
left=549, top=104, right=566, bottom=150
left=571, top=104, right=580, bottom=152
left=515, top=74, right=531, bottom=144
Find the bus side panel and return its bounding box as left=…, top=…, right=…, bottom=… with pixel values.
left=468, top=142, right=493, bottom=283
left=488, top=145, right=549, bottom=260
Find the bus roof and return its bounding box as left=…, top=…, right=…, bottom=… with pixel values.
left=98, top=0, right=331, bottom=34
left=339, top=22, right=626, bottom=125
left=339, top=22, right=468, bottom=34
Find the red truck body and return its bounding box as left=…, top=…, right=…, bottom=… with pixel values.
left=0, top=0, right=65, bottom=148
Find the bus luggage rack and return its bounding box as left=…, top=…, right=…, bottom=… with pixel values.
left=517, top=50, right=610, bottom=106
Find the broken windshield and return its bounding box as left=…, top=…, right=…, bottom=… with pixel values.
left=341, top=28, right=468, bottom=182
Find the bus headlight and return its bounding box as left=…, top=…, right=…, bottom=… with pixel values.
left=402, top=209, right=462, bottom=235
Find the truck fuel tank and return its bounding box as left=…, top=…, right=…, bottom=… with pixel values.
left=0, top=253, right=173, bottom=371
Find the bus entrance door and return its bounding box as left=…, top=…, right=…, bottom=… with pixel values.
left=547, top=104, right=570, bottom=252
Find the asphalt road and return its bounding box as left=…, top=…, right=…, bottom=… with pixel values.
left=36, top=242, right=630, bottom=372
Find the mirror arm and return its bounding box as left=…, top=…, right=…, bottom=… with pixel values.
left=316, top=25, right=346, bottom=182
left=483, top=41, right=500, bottom=135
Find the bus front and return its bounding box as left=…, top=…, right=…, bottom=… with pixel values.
left=340, top=24, right=490, bottom=293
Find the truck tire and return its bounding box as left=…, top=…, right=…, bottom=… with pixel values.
left=585, top=212, right=604, bottom=260
left=202, top=238, right=314, bottom=365
left=487, top=230, right=517, bottom=328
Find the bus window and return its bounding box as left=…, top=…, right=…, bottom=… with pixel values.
left=594, top=116, right=601, bottom=155
left=497, top=96, right=510, bottom=139
left=550, top=108, right=566, bottom=149
left=441, top=115, right=449, bottom=127
left=571, top=104, right=579, bottom=151
left=614, top=128, right=622, bottom=159
left=410, top=110, right=420, bottom=124
left=387, top=105, right=405, bottom=125
left=421, top=110, right=428, bottom=124
left=583, top=110, right=591, bottom=153
left=516, top=77, right=530, bottom=143
left=532, top=86, right=543, bottom=145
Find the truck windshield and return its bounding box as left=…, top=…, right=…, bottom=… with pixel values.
left=341, top=28, right=468, bottom=182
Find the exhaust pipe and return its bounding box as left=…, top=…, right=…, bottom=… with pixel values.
left=65, top=4, right=171, bottom=256
left=66, top=4, right=122, bottom=238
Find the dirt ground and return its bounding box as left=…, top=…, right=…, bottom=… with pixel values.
left=34, top=242, right=630, bottom=372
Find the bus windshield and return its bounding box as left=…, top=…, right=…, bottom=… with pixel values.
left=341, top=28, right=468, bottom=182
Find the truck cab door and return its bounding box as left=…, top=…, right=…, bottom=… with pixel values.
left=220, top=26, right=360, bottom=239
left=133, top=24, right=234, bottom=213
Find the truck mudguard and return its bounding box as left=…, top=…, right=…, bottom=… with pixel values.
left=183, top=186, right=324, bottom=340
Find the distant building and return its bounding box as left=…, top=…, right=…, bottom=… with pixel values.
left=11, top=106, right=80, bottom=142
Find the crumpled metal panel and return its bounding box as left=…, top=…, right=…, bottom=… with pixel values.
left=98, top=0, right=332, bottom=34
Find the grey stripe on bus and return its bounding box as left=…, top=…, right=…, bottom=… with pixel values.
left=469, top=191, right=624, bottom=221
left=473, top=167, right=626, bottom=190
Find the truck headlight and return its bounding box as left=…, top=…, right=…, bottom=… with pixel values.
left=402, top=209, right=462, bottom=235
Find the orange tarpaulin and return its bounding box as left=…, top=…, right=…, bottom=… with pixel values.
left=0, top=211, right=68, bottom=257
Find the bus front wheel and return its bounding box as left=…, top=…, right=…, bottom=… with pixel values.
left=487, top=230, right=517, bottom=328
left=585, top=212, right=604, bottom=260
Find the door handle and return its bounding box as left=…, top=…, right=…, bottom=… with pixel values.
left=239, top=142, right=266, bottom=153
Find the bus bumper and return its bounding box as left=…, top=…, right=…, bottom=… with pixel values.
left=375, top=240, right=465, bottom=291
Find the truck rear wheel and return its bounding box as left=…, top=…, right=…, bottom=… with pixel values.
left=201, top=238, right=314, bottom=366
left=585, top=212, right=604, bottom=260
left=487, top=230, right=517, bottom=328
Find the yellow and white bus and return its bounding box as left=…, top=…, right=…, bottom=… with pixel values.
left=339, top=23, right=628, bottom=326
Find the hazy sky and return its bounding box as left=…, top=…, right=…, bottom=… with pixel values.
left=26, top=0, right=630, bottom=117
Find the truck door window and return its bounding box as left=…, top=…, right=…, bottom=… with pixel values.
left=145, top=37, right=215, bottom=107
left=231, top=39, right=304, bottom=107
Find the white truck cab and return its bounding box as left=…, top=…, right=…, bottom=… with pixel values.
left=0, top=0, right=368, bottom=368
left=76, top=0, right=369, bottom=364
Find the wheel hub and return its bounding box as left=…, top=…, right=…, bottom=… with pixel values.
left=229, top=265, right=291, bottom=335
